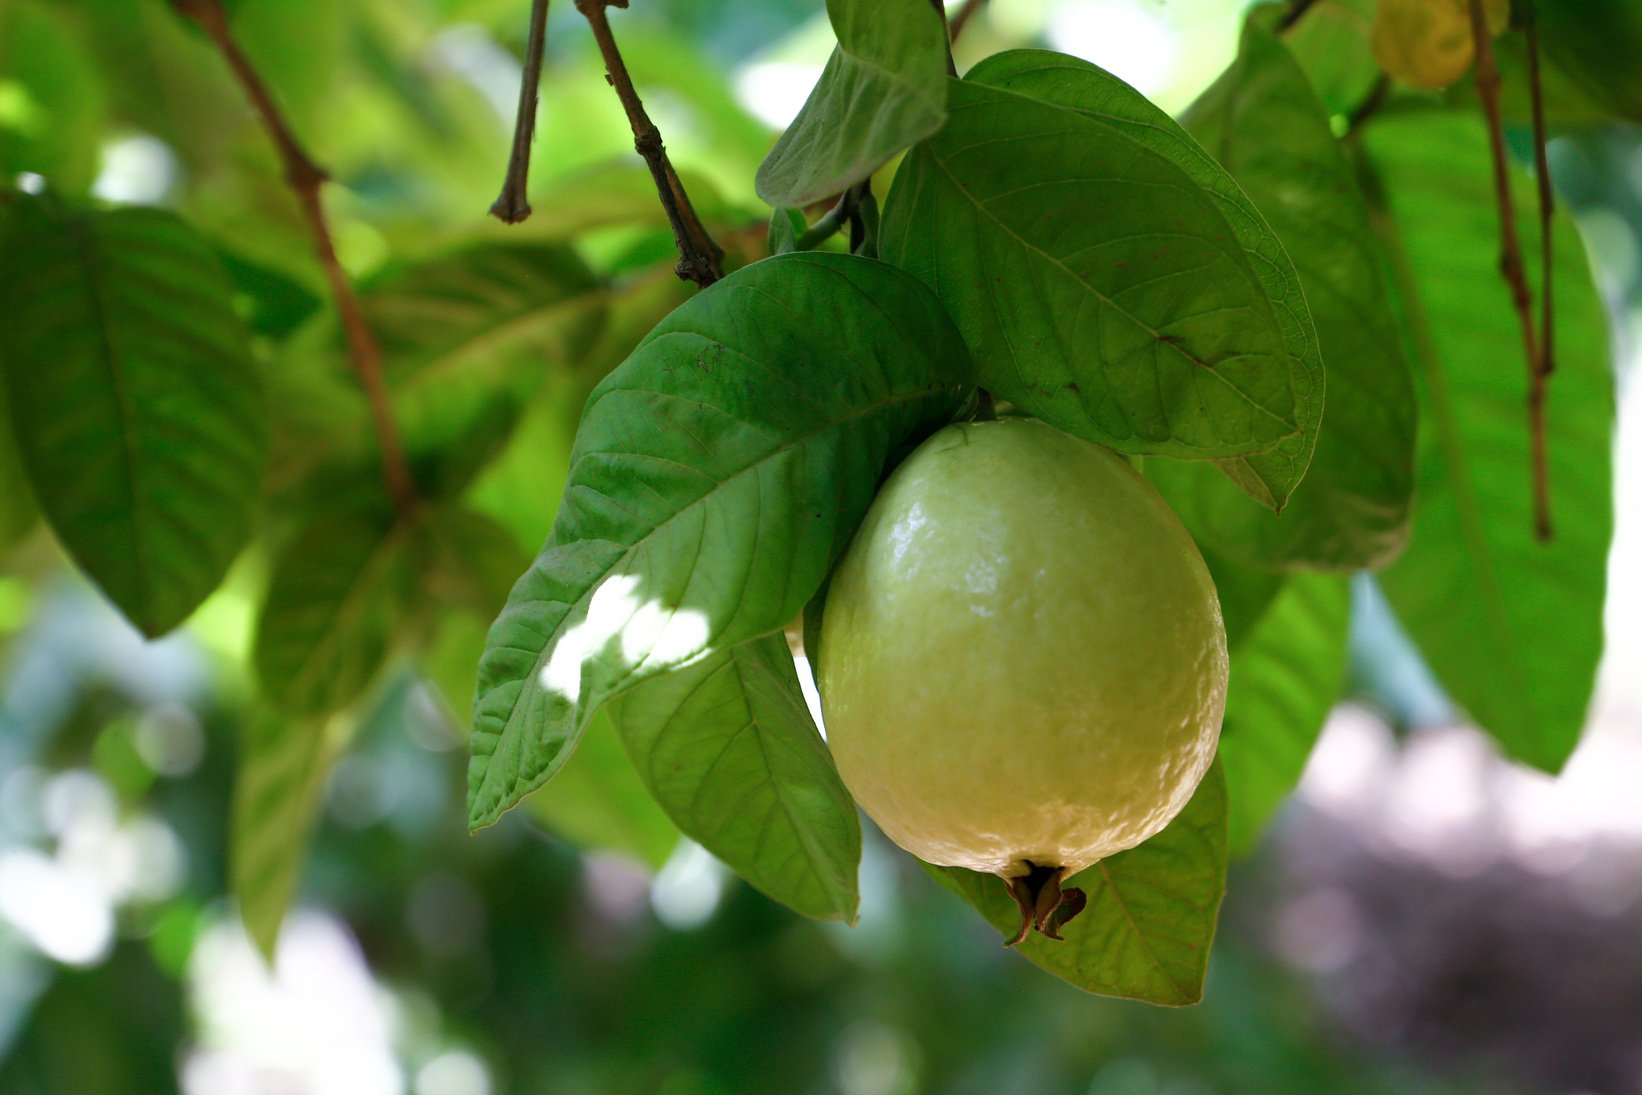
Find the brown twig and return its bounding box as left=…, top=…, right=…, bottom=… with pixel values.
left=948, top=0, right=988, bottom=45
left=490, top=0, right=552, bottom=224
left=574, top=0, right=722, bottom=287
left=1345, top=73, right=1391, bottom=136
left=173, top=0, right=415, bottom=514
left=1524, top=12, right=1556, bottom=542
left=1466, top=0, right=1551, bottom=540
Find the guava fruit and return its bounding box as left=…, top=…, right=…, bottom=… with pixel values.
left=1371, top=0, right=1509, bottom=89
left=816, top=417, right=1227, bottom=944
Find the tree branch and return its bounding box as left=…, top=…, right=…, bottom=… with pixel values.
left=948, top=0, right=988, bottom=46
left=490, top=0, right=552, bottom=224
left=1525, top=11, right=1556, bottom=542
left=574, top=0, right=723, bottom=288
left=1277, top=0, right=1321, bottom=33
left=1467, top=0, right=1551, bottom=539
left=174, top=0, right=416, bottom=515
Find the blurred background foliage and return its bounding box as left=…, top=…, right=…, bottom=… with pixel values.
left=1, top=0, right=1640, bottom=1092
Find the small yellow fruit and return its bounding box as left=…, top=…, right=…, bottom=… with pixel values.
left=817, top=418, right=1227, bottom=925
left=1371, top=0, right=1510, bottom=90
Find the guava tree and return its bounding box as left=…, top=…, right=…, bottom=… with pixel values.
left=0, top=0, right=1627, bottom=1007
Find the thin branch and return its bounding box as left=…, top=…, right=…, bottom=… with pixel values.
left=174, top=0, right=416, bottom=515
left=490, top=0, right=552, bottom=224
left=1525, top=12, right=1556, bottom=542
left=1467, top=0, right=1552, bottom=540
left=1344, top=73, right=1391, bottom=136
left=574, top=0, right=723, bottom=288
left=948, top=0, right=988, bottom=45
left=1277, top=0, right=1321, bottom=33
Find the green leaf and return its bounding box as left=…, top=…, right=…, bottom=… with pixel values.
left=956, top=50, right=1326, bottom=509
left=754, top=0, right=948, bottom=208
left=1535, top=0, right=1642, bottom=123
left=880, top=58, right=1322, bottom=507
left=254, top=508, right=414, bottom=718
left=1368, top=111, right=1614, bottom=772
left=0, top=196, right=267, bottom=637
left=1278, top=0, right=1382, bottom=119
left=427, top=598, right=679, bottom=870
left=768, top=207, right=804, bottom=256
left=930, top=760, right=1228, bottom=1005
left=468, top=252, right=973, bottom=830
left=1146, top=23, right=1416, bottom=571
left=0, top=377, right=39, bottom=551
left=231, top=709, right=335, bottom=961
left=610, top=634, right=860, bottom=922
left=0, top=1, right=108, bottom=193
left=1221, top=574, right=1350, bottom=855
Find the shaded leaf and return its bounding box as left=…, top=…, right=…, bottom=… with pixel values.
left=254, top=508, right=414, bottom=718
left=610, top=634, right=860, bottom=922
left=881, top=58, right=1321, bottom=506
left=1368, top=111, right=1614, bottom=772
left=1221, top=574, right=1350, bottom=855
left=469, top=252, right=972, bottom=830
left=231, top=709, right=335, bottom=960
left=755, top=0, right=948, bottom=208
left=0, top=196, right=266, bottom=636
left=0, top=378, right=39, bottom=551
left=426, top=615, right=679, bottom=870
left=1147, top=23, right=1416, bottom=571
left=931, top=760, right=1227, bottom=1005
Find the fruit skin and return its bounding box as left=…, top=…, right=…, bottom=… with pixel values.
left=1371, top=0, right=1508, bottom=90
left=817, top=417, right=1227, bottom=879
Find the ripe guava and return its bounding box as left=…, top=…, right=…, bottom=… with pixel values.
left=816, top=417, right=1227, bottom=944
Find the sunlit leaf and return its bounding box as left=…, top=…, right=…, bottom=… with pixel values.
left=468, top=252, right=973, bottom=830
left=1147, top=23, right=1416, bottom=571
left=610, top=634, right=860, bottom=922
left=1220, top=574, right=1350, bottom=855
left=755, top=0, right=948, bottom=208
left=881, top=57, right=1321, bottom=507
left=0, top=196, right=266, bottom=636
left=931, top=760, right=1227, bottom=1005
left=1368, top=111, right=1614, bottom=772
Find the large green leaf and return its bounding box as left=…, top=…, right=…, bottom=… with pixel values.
left=881, top=59, right=1321, bottom=507
left=254, top=508, right=414, bottom=718
left=1368, top=111, right=1614, bottom=773
left=1147, top=24, right=1416, bottom=571
left=754, top=0, right=948, bottom=208
left=231, top=709, right=335, bottom=960
left=468, top=252, right=972, bottom=830
left=610, top=634, right=860, bottom=922
left=0, top=196, right=266, bottom=637
left=1278, top=0, right=1381, bottom=118
left=957, top=50, right=1325, bottom=511
left=931, top=760, right=1227, bottom=1005
left=1221, top=574, right=1350, bottom=855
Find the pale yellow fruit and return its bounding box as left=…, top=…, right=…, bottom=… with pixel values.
left=1371, top=0, right=1510, bottom=90
left=816, top=418, right=1227, bottom=881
